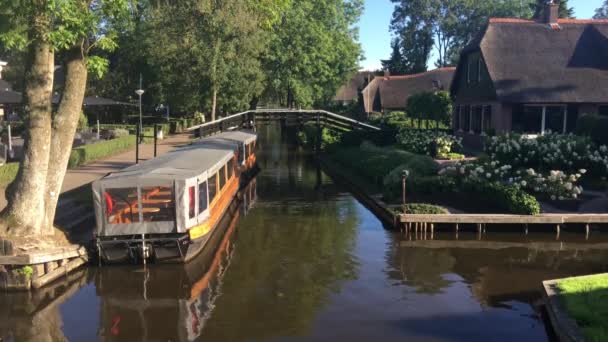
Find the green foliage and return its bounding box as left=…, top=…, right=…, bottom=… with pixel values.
left=397, top=129, right=462, bottom=157
left=389, top=0, right=533, bottom=69
left=461, top=180, right=541, bottom=215
left=0, top=162, right=19, bottom=187
left=437, top=152, right=465, bottom=160
left=328, top=142, right=439, bottom=188
left=405, top=91, right=452, bottom=126
left=77, top=111, right=89, bottom=132
left=557, top=274, right=608, bottom=342
left=595, top=0, right=608, bottom=19
left=399, top=203, right=449, bottom=215
left=16, top=266, right=34, bottom=278
left=486, top=132, right=608, bottom=178
left=264, top=0, right=363, bottom=108
left=531, top=0, right=574, bottom=19
left=577, top=114, right=608, bottom=147
left=68, top=135, right=135, bottom=168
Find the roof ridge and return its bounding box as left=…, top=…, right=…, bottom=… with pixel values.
left=381, top=67, right=456, bottom=80
left=489, top=17, right=608, bottom=25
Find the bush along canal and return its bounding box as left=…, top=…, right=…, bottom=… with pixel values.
left=2, top=123, right=608, bottom=341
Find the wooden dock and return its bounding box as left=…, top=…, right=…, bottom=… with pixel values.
left=399, top=214, right=608, bottom=225
left=398, top=213, right=608, bottom=236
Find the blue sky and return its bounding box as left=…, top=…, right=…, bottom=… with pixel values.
left=358, top=0, right=605, bottom=70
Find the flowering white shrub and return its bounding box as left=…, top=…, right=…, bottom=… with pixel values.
left=485, top=133, right=608, bottom=177
left=397, top=129, right=462, bottom=156
left=440, top=159, right=585, bottom=200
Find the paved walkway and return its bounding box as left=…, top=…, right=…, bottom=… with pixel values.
left=0, top=133, right=193, bottom=209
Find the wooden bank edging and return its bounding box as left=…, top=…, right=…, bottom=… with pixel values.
left=317, top=155, right=398, bottom=228
left=542, top=278, right=587, bottom=342
left=0, top=241, right=88, bottom=291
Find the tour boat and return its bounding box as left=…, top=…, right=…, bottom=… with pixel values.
left=92, top=130, right=257, bottom=264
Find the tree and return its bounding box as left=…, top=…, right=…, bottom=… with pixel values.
left=594, top=0, right=608, bottom=19
left=0, top=1, right=127, bottom=236
left=381, top=38, right=407, bottom=74
left=406, top=91, right=452, bottom=129
left=264, top=0, right=364, bottom=108
left=531, top=0, right=574, bottom=19
left=389, top=0, right=532, bottom=71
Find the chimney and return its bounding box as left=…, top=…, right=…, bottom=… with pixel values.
left=543, top=0, right=559, bottom=26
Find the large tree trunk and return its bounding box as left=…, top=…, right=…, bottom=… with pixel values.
left=2, top=7, right=54, bottom=236
left=41, top=44, right=88, bottom=233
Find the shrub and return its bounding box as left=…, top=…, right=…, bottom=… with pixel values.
left=391, top=203, right=450, bottom=215
left=77, top=111, right=89, bottom=132
left=68, top=135, right=136, bottom=168
left=577, top=114, right=608, bottom=146
left=0, top=162, right=19, bottom=187
left=397, top=129, right=462, bottom=157
left=112, top=128, right=130, bottom=138
left=462, top=181, right=541, bottom=215
left=486, top=132, right=608, bottom=178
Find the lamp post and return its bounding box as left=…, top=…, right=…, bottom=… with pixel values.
left=402, top=169, right=410, bottom=214
left=135, top=88, right=145, bottom=143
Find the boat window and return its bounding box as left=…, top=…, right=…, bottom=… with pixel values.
left=227, top=159, right=234, bottom=179
left=105, top=188, right=140, bottom=224
left=199, top=181, right=208, bottom=213
left=245, top=143, right=251, bottom=159
left=219, top=164, right=227, bottom=190
left=237, top=144, right=245, bottom=164
left=187, top=186, right=195, bottom=219
left=141, top=186, right=176, bottom=222
left=208, top=173, right=217, bottom=203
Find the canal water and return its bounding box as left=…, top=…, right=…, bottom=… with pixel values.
left=2, top=125, right=608, bottom=341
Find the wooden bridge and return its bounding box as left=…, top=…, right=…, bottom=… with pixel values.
left=187, top=109, right=381, bottom=138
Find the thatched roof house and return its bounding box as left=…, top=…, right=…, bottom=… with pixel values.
left=362, top=67, right=455, bottom=113
left=451, top=1, right=608, bottom=143
left=333, top=71, right=374, bottom=104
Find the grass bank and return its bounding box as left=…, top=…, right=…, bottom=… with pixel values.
left=556, top=274, right=608, bottom=341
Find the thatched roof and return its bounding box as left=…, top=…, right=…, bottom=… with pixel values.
left=362, top=68, right=455, bottom=112
left=334, top=71, right=374, bottom=102
left=452, top=18, right=608, bottom=103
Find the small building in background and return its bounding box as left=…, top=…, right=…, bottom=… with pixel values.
left=333, top=71, right=375, bottom=106
left=361, top=67, right=455, bottom=114
left=450, top=2, right=608, bottom=149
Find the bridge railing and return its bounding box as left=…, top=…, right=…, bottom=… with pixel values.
left=186, top=109, right=381, bottom=137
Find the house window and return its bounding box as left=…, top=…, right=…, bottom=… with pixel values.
left=467, top=55, right=479, bottom=85
left=482, top=106, right=492, bottom=133
left=545, top=106, right=567, bottom=134
left=462, top=105, right=470, bottom=131
left=472, top=106, right=482, bottom=134
left=454, top=106, right=461, bottom=131
left=599, top=106, right=608, bottom=116
left=513, top=105, right=567, bottom=135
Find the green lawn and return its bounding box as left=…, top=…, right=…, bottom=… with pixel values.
left=557, top=274, right=608, bottom=342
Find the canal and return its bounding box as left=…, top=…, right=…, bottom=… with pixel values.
left=3, top=124, right=608, bottom=341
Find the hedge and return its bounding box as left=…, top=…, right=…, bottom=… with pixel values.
left=68, top=135, right=136, bottom=168
left=391, top=203, right=450, bottom=215
left=0, top=162, right=19, bottom=187
left=576, top=114, right=608, bottom=146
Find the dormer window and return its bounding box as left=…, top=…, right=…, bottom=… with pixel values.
left=467, top=54, right=480, bottom=85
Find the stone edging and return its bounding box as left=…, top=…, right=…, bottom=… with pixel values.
left=542, top=278, right=587, bottom=342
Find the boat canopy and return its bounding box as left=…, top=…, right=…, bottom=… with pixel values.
left=92, top=139, right=235, bottom=237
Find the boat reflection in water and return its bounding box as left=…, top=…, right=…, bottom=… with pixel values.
left=94, top=178, right=257, bottom=341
